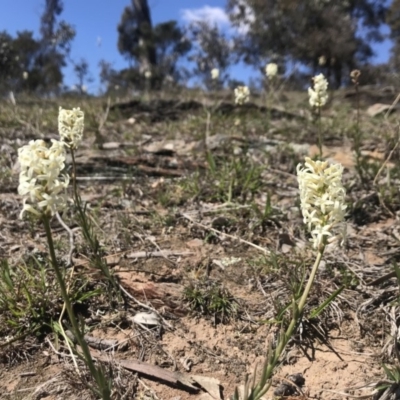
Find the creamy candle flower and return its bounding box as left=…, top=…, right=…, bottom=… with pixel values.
left=318, top=56, right=326, bottom=66
left=265, top=63, right=278, bottom=79
left=58, top=107, right=84, bottom=150
left=211, top=68, right=219, bottom=80
left=234, top=86, right=250, bottom=105
left=297, top=157, right=346, bottom=249
left=308, top=73, right=329, bottom=108
left=18, top=139, right=70, bottom=218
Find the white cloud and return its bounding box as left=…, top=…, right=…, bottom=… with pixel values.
left=180, top=4, right=254, bottom=36
left=180, top=6, right=230, bottom=29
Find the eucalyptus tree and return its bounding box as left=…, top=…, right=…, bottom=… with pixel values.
left=226, top=0, right=387, bottom=87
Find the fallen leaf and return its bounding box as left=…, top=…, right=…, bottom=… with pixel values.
left=190, top=375, right=222, bottom=400
left=367, top=103, right=391, bottom=117
left=131, top=312, right=160, bottom=327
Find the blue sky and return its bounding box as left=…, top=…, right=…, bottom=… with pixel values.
left=0, top=0, right=393, bottom=93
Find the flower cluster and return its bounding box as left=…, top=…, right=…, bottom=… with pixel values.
left=308, top=73, right=329, bottom=108
left=234, top=86, right=250, bottom=105
left=58, top=107, right=84, bottom=150
left=211, top=68, right=219, bottom=80
left=318, top=56, right=326, bottom=66
left=18, top=139, right=70, bottom=218
left=297, top=157, right=346, bottom=249
left=350, top=69, right=361, bottom=84
left=265, top=63, right=278, bottom=79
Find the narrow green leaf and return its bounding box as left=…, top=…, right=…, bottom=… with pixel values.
left=309, top=286, right=344, bottom=319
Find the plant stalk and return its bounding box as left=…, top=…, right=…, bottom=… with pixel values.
left=317, top=107, right=323, bottom=158
left=43, top=215, right=110, bottom=399
left=249, top=245, right=325, bottom=399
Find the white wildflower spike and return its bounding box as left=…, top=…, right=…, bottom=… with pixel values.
left=318, top=56, right=326, bottom=66
left=18, top=139, right=70, bottom=218
left=265, top=63, right=278, bottom=79
left=211, top=68, right=219, bottom=80
left=308, top=73, right=329, bottom=108
left=144, top=70, right=152, bottom=79
left=297, top=157, right=346, bottom=250
left=58, top=107, right=84, bottom=150
left=234, top=86, right=250, bottom=105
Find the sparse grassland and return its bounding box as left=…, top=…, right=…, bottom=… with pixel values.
left=1, top=86, right=400, bottom=399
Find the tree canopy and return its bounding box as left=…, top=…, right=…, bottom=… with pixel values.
left=226, top=0, right=387, bottom=87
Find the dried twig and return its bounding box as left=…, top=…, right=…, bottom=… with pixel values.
left=145, top=236, right=177, bottom=266
left=181, top=213, right=270, bottom=255
left=321, top=379, right=393, bottom=399
left=73, top=250, right=192, bottom=269
left=384, top=92, right=400, bottom=120
left=117, top=281, right=173, bottom=330
left=92, top=351, right=198, bottom=392
left=126, top=250, right=193, bottom=259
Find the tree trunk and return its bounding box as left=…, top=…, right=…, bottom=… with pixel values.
left=131, top=0, right=157, bottom=73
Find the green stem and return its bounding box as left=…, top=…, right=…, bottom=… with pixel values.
left=266, top=83, right=272, bottom=133
left=204, top=108, right=211, bottom=159
left=70, top=150, right=79, bottom=206
left=297, top=246, right=324, bottom=311
left=356, top=83, right=360, bottom=130
left=252, top=245, right=325, bottom=399
left=242, top=111, right=250, bottom=157
left=317, top=107, right=322, bottom=159
left=354, top=83, right=364, bottom=183
left=42, top=215, right=110, bottom=399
